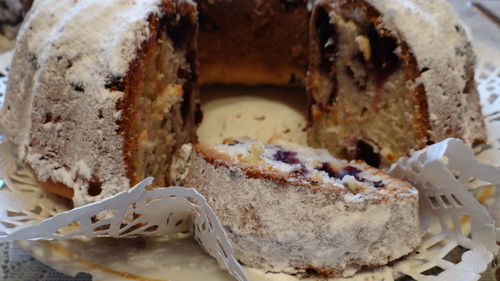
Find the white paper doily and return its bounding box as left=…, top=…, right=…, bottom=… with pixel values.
left=0, top=44, right=498, bottom=281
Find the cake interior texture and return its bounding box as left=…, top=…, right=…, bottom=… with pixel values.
left=125, top=6, right=199, bottom=188
left=172, top=138, right=421, bottom=277
left=196, top=0, right=309, bottom=85
left=308, top=2, right=428, bottom=166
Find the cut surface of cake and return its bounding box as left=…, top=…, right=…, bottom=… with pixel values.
left=171, top=138, right=421, bottom=277
left=307, top=0, right=486, bottom=167
left=0, top=0, right=200, bottom=206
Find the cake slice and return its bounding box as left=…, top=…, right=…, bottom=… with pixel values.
left=171, top=138, right=421, bottom=278
left=307, top=0, right=486, bottom=167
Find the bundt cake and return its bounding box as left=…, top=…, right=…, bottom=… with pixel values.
left=0, top=0, right=485, bottom=207
left=170, top=138, right=421, bottom=277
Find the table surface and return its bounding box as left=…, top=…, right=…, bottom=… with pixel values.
left=0, top=1, right=499, bottom=280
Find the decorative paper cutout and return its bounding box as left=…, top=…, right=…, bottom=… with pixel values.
left=0, top=175, right=247, bottom=281
left=388, top=139, right=498, bottom=281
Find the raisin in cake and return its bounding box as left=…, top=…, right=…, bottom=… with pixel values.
left=171, top=138, right=421, bottom=277
left=0, top=0, right=201, bottom=205
left=307, top=0, right=485, bottom=167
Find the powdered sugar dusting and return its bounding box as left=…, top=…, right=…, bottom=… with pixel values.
left=0, top=0, right=164, bottom=206
left=365, top=0, right=486, bottom=142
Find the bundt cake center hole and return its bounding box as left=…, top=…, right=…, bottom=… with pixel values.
left=197, top=85, right=308, bottom=145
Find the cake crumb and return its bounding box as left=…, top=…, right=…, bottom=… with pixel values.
left=355, top=35, right=371, bottom=61
left=238, top=143, right=265, bottom=165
